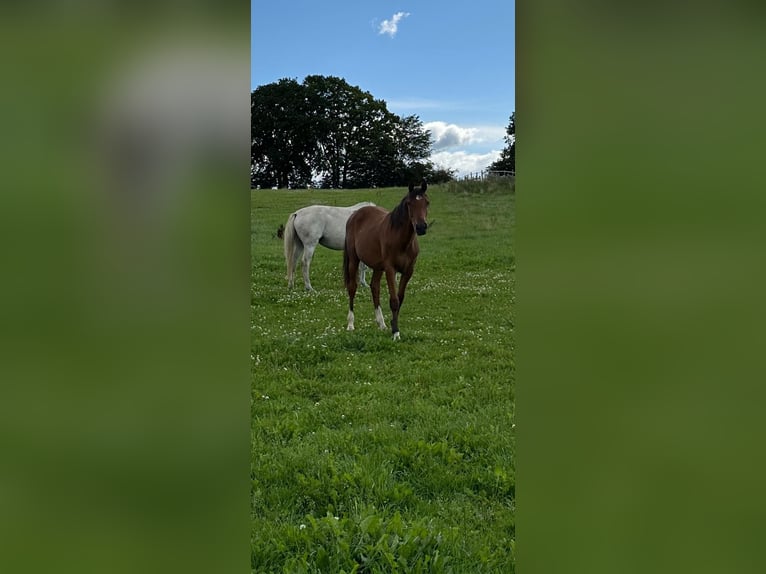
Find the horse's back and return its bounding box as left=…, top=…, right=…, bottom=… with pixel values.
left=349, top=201, right=376, bottom=210
left=347, top=206, right=387, bottom=233
left=295, top=203, right=375, bottom=250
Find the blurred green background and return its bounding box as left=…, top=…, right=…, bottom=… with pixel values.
left=519, top=2, right=766, bottom=574
left=3, top=1, right=766, bottom=573
left=0, top=2, right=249, bottom=573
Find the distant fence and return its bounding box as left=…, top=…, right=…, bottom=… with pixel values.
left=460, top=169, right=515, bottom=181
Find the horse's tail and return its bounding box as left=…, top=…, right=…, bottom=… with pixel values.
left=284, top=212, right=301, bottom=284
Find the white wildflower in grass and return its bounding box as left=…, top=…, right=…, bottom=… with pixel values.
left=299, top=524, right=306, bottom=530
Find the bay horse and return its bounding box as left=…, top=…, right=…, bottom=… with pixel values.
left=284, top=202, right=374, bottom=291
left=343, top=181, right=430, bottom=340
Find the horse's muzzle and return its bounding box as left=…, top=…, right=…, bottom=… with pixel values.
left=415, top=223, right=427, bottom=236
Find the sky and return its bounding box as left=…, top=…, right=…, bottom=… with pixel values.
left=251, top=1, right=514, bottom=178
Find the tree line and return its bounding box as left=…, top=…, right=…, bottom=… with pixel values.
left=488, top=112, right=515, bottom=174
left=251, top=76, right=454, bottom=189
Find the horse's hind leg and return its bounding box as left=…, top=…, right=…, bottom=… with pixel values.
left=370, top=269, right=386, bottom=330
left=359, top=262, right=368, bottom=288
left=289, top=243, right=303, bottom=289
left=301, top=243, right=317, bottom=291
left=346, top=255, right=359, bottom=331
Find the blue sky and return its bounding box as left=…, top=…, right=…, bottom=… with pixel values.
left=252, top=1, right=514, bottom=177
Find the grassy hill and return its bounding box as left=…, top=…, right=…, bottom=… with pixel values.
left=251, top=181, right=515, bottom=572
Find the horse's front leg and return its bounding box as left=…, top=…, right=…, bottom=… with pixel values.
left=389, top=268, right=414, bottom=340
left=397, top=269, right=413, bottom=310
left=370, top=269, right=386, bottom=330
left=384, top=268, right=401, bottom=340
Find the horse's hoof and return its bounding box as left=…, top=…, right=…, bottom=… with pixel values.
left=347, top=324, right=354, bottom=331
left=392, top=331, right=400, bottom=341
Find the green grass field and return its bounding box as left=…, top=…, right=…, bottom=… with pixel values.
left=251, top=180, right=515, bottom=573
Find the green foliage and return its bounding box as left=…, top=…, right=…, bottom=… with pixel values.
left=427, top=167, right=457, bottom=184
left=251, top=78, right=317, bottom=189
left=488, top=112, right=515, bottom=174
left=443, top=179, right=514, bottom=195
left=251, top=76, right=439, bottom=190
left=252, top=183, right=515, bottom=572
left=254, top=510, right=453, bottom=573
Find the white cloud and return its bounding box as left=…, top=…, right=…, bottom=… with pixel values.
left=424, top=121, right=478, bottom=149
left=424, top=121, right=506, bottom=150
left=431, top=150, right=502, bottom=178
left=379, top=12, right=410, bottom=38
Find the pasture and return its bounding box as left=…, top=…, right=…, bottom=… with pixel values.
left=251, top=181, right=515, bottom=573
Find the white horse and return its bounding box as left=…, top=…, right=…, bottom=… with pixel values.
left=284, top=202, right=375, bottom=291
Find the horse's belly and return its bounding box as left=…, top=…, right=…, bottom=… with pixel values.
left=319, top=234, right=343, bottom=249
left=318, top=224, right=348, bottom=249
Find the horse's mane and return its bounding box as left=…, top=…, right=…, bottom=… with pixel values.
left=389, top=194, right=410, bottom=229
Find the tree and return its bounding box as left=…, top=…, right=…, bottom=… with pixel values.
left=304, top=75, right=433, bottom=189
left=488, top=112, right=515, bottom=174
left=427, top=166, right=457, bottom=184
left=251, top=75, right=435, bottom=189
left=251, top=79, right=316, bottom=189
left=303, top=75, right=375, bottom=188
left=389, top=114, right=434, bottom=185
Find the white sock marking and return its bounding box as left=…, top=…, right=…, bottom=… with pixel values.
left=392, top=331, right=400, bottom=341
left=375, top=306, right=386, bottom=329
left=347, top=310, right=355, bottom=331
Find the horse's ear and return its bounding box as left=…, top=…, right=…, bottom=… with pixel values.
left=408, top=182, right=416, bottom=195
left=420, top=179, right=428, bottom=193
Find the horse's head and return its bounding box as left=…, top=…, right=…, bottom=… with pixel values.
left=407, top=180, right=430, bottom=236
